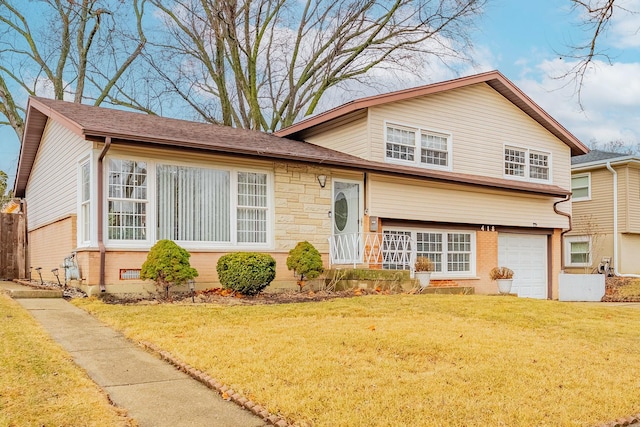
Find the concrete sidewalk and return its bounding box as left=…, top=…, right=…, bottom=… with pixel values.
left=15, top=298, right=267, bottom=427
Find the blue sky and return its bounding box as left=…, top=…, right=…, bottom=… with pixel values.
left=2, top=0, right=639, bottom=188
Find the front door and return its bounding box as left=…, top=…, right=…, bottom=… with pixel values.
left=332, top=180, right=361, bottom=264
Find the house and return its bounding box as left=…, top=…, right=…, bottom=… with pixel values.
left=14, top=70, right=588, bottom=297
left=567, top=150, right=640, bottom=275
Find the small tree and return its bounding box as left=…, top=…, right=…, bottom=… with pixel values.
left=286, top=241, right=324, bottom=290
left=141, top=240, right=199, bottom=298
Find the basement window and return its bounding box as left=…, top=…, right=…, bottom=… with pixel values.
left=119, top=269, right=141, bottom=280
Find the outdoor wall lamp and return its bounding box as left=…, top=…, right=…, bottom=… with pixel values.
left=188, top=279, right=196, bottom=303
left=317, top=174, right=327, bottom=188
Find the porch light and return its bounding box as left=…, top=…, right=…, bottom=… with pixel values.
left=188, top=279, right=196, bottom=303
left=317, top=174, right=327, bottom=188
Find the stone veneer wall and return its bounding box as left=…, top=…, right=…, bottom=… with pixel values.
left=273, top=163, right=333, bottom=253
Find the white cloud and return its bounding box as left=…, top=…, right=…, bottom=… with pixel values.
left=514, top=59, right=640, bottom=147
left=609, top=0, right=640, bottom=48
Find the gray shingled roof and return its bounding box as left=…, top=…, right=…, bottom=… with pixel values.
left=15, top=96, right=571, bottom=199
left=571, top=149, right=628, bottom=165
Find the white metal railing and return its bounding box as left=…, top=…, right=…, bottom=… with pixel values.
left=329, top=232, right=414, bottom=271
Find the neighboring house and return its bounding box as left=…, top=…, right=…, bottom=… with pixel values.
left=14, top=70, right=588, bottom=298
left=567, top=150, right=640, bottom=275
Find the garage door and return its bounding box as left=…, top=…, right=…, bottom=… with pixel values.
left=498, top=233, right=548, bottom=299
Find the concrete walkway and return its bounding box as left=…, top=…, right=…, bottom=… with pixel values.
left=14, top=297, right=267, bottom=427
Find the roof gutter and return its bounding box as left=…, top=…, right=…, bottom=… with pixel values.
left=605, top=161, right=640, bottom=278
left=97, top=137, right=111, bottom=292
left=553, top=194, right=572, bottom=272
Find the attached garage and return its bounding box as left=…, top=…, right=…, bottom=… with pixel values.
left=498, top=233, right=548, bottom=299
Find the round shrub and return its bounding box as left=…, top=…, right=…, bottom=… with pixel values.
left=286, top=241, right=324, bottom=281
left=216, top=252, right=276, bottom=296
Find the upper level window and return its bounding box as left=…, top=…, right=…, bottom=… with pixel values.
left=108, top=159, right=147, bottom=240
left=386, top=124, right=451, bottom=170
left=571, top=173, right=590, bottom=201
left=504, top=145, right=550, bottom=182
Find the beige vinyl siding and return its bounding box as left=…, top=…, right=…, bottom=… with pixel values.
left=570, top=168, right=614, bottom=236
left=622, top=165, right=640, bottom=233
left=298, top=110, right=370, bottom=159
left=25, top=120, right=90, bottom=230
left=368, top=83, right=572, bottom=190
left=368, top=175, right=569, bottom=229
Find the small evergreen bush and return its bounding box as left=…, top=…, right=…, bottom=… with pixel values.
left=141, top=240, right=199, bottom=298
left=286, top=241, right=324, bottom=283
left=216, top=252, right=276, bottom=296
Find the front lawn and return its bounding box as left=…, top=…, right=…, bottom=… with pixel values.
left=0, top=294, right=133, bottom=426
left=74, top=294, right=640, bottom=426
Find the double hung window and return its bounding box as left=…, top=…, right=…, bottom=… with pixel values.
left=386, top=124, right=451, bottom=170
left=108, top=159, right=148, bottom=240
left=565, top=236, right=591, bottom=267
left=571, top=174, right=590, bottom=201
left=504, top=145, right=550, bottom=182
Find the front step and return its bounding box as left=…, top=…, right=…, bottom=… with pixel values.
left=0, top=280, right=64, bottom=298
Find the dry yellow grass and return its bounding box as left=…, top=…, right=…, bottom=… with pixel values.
left=0, top=294, right=134, bottom=427
left=74, top=294, right=640, bottom=427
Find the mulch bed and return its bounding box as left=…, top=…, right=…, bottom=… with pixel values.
left=602, top=276, right=640, bottom=302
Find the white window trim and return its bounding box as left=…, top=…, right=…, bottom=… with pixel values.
left=103, top=156, right=275, bottom=251
left=564, top=235, right=592, bottom=267
left=571, top=172, right=591, bottom=202
left=385, top=121, right=453, bottom=171
left=503, top=144, right=552, bottom=183
left=384, top=227, right=476, bottom=279
left=76, top=154, right=94, bottom=248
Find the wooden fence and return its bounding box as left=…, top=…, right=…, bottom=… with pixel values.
left=0, top=213, right=27, bottom=280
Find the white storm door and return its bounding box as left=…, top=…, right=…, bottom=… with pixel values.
left=332, top=180, right=362, bottom=264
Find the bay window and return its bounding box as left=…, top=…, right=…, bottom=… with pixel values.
left=106, top=157, right=271, bottom=247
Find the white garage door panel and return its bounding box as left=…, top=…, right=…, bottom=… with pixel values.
left=498, top=234, right=548, bottom=299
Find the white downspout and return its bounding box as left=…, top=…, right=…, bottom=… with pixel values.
left=605, top=161, right=640, bottom=278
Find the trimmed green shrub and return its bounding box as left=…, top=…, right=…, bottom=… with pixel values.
left=286, top=241, right=324, bottom=282
left=141, top=240, right=199, bottom=297
left=216, top=252, right=276, bottom=296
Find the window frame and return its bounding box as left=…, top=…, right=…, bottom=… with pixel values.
left=103, top=155, right=274, bottom=250
left=564, top=235, right=592, bottom=267
left=383, top=227, right=476, bottom=278
left=385, top=122, right=452, bottom=171
left=503, top=144, right=552, bottom=183
left=77, top=156, right=93, bottom=247
left=571, top=173, right=591, bottom=202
